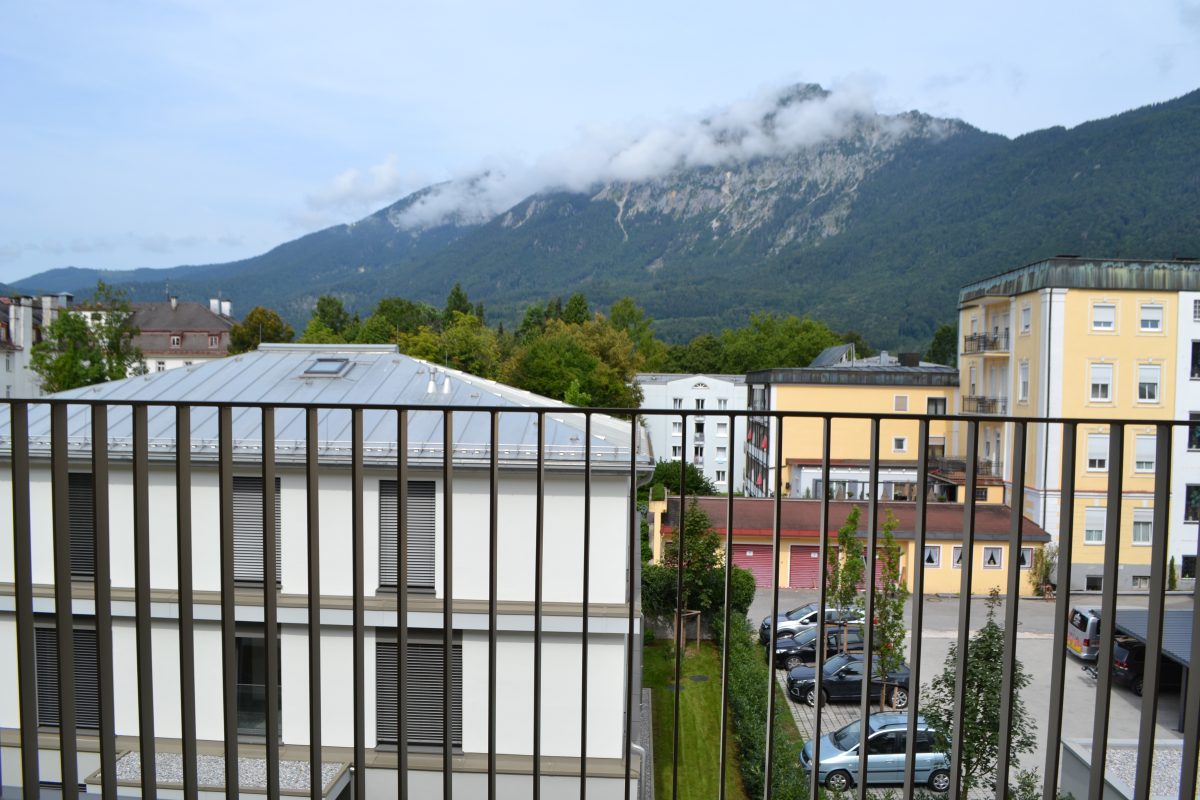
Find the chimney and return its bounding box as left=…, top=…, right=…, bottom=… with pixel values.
left=210, top=298, right=220, bottom=315
left=899, top=352, right=921, bottom=367
left=57, top=292, right=72, bottom=308
left=170, top=296, right=178, bottom=311
left=220, top=300, right=232, bottom=318
left=879, top=349, right=889, bottom=364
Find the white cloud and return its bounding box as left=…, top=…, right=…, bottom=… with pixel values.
left=387, top=82, right=885, bottom=231
left=305, top=154, right=426, bottom=213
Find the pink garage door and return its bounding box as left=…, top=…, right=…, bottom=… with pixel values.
left=732, top=544, right=776, bottom=587
left=857, top=552, right=887, bottom=590
left=788, top=545, right=824, bottom=589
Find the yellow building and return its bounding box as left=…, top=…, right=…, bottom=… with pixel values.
left=743, top=345, right=1001, bottom=505
left=957, top=257, right=1200, bottom=590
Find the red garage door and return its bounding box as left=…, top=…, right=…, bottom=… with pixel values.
left=732, top=544, right=775, bottom=588
left=788, top=545, right=825, bottom=589
left=857, top=551, right=887, bottom=590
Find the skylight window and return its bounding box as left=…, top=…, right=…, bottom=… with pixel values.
left=304, top=358, right=350, bottom=377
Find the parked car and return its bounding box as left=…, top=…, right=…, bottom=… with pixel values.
left=759, top=602, right=866, bottom=644
left=799, top=712, right=950, bottom=792
left=787, top=652, right=911, bottom=708
left=1065, top=606, right=1101, bottom=661
left=1111, top=634, right=1183, bottom=696
left=770, top=625, right=865, bottom=670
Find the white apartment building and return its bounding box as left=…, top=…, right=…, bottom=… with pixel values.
left=0, top=345, right=647, bottom=799
left=1173, top=290, right=1200, bottom=585
left=0, top=293, right=72, bottom=399
left=634, top=373, right=746, bottom=493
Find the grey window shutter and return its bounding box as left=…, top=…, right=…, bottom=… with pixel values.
left=379, top=481, right=436, bottom=590
left=375, top=639, right=462, bottom=746
left=68, top=473, right=95, bottom=578
left=232, top=476, right=282, bottom=584
left=35, top=626, right=100, bottom=729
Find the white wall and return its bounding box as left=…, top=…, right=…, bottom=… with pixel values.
left=637, top=374, right=747, bottom=492
left=1173, top=292, right=1200, bottom=566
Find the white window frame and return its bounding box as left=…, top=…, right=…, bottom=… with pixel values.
left=1020, top=304, right=1031, bottom=333
left=671, top=421, right=683, bottom=435
left=969, top=365, right=977, bottom=396
left=893, top=436, right=908, bottom=453
left=717, top=398, right=728, bottom=410
left=1018, top=361, right=1029, bottom=403
left=1086, top=434, right=1108, bottom=471
left=233, top=476, right=283, bottom=585
left=715, top=470, right=726, bottom=483
left=951, top=545, right=963, bottom=569
left=1019, top=547, right=1033, bottom=570
left=1090, top=363, right=1113, bottom=402
left=923, top=545, right=941, bottom=568
left=671, top=397, right=682, bottom=409
left=1139, top=304, right=1163, bottom=332
left=1132, top=508, right=1154, bottom=546
left=170, top=334, right=181, bottom=348
left=1134, top=435, right=1156, bottom=472
left=379, top=480, right=436, bottom=591
left=1137, top=364, right=1160, bottom=403
left=671, top=445, right=682, bottom=458
left=1092, top=303, right=1116, bottom=331
left=1194, top=298, right=1200, bottom=322
left=209, top=334, right=220, bottom=348
left=716, top=446, right=727, bottom=459
left=1084, top=507, right=1106, bottom=544
left=716, top=421, right=728, bottom=436
left=695, top=398, right=705, bottom=410
left=894, top=395, right=909, bottom=412
left=155, top=360, right=166, bottom=372
left=982, top=546, right=1002, bottom=569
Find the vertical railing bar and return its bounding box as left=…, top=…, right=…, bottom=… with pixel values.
left=622, top=414, right=638, bottom=800
left=398, top=410, right=410, bottom=800
left=671, top=411, right=687, bottom=800
left=1182, top=516, right=1200, bottom=799
left=856, top=417, right=881, bottom=800
left=1087, top=423, right=1124, bottom=800
left=51, top=403, right=79, bottom=799
left=718, top=411, right=738, bottom=800
left=995, top=421, right=1028, bottom=797
left=174, top=406, right=197, bottom=800
left=262, top=407, right=280, bottom=800
left=1133, top=424, right=1172, bottom=798
left=306, top=407, right=322, bottom=800
left=442, top=410, right=455, bottom=800
left=92, top=405, right=117, bottom=800
left=808, top=415, right=832, bottom=800
left=133, top=404, right=157, bottom=800
left=1043, top=423, right=1077, bottom=799
left=764, top=413, right=785, bottom=800
left=352, top=408, right=366, bottom=800
left=901, top=417, right=931, bottom=800
left=488, top=411, right=500, bottom=800
left=534, top=410, right=545, bottom=800
left=11, top=402, right=40, bottom=799
left=580, top=413, right=592, bottom=800
left=218, top=406, right=239, bottom=800
left=948, top=419, right=979, bottom=800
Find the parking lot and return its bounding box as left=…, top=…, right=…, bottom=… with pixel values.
left=749, top=589, right=1191, bottom=780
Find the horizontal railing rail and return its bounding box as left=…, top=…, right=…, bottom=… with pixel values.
left=962, top=332, right=1010, bottom=354
left=1, top=399, right=1197, bottom=800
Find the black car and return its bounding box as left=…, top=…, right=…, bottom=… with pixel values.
left=1111, top=635, right=1182, bottom=696
left=771, top=625, right=865, bottom=670
left=787, top=652, right=910, bottom=709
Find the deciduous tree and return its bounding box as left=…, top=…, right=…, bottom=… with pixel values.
left=229, top=306, right=294, bottom=354
left=872, top=510, right=909, bottom=710
left=925, top=322, right=958, bottom=367
left=825, top=506, right=865, bottom=653
left=30, top=281, right=144, bottom=392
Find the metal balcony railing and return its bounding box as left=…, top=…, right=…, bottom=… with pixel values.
left=928, top=456, right=1001, bottom=478
left=961, top=395, right=1008, bottom=415
left=962, top=332, right=1010, bottom=354
left=1, top=400, right=1197, bottom=800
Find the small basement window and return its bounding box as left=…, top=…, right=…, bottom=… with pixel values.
left=304, top=358, right=350, bottom=377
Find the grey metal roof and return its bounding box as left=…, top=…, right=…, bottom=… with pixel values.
left=808, top=344, right=854, bottom=368
left=634, top=372, right=747, bottom=385
left=1, top=345, right=645, bottom=470
left=1113, top=608, right=1193, bottom=668
left=745, top=363, right=958, bottom=387
left=959, top=257, right=1200, bottom=306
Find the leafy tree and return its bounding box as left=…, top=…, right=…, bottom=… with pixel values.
left=872, top=510, right=909, bottom=710
left=229, top=306, right=294, bottom=354
left=639, top=459, right=716, bottom=502
left=297, top=317, right=344, bottom=344
left=925, top=322, right=958, bottom=367
left=667, top=333, right=725, bottom=374
left=354, top=312, right=398, bottom=344
left=840, top=329, right=875, bottom=358
left=372, top=297, right=439, bottom=335
left=501, top=318, right=642, bottom=407
left=661, top=499, right=724, bottom=613
left=443, top=282, right=474, bottom=325
left=394, top=325, right=442, bottom=363
left=825, top=506, right=865, bottom=652
left=437, top=311, right=501, bottom=378
left=516, top=303, right=547, bottom=341
left=718, top=312, right=844, bottom=373
left=563, top=377, right=592, bottom=406
left=562, top=292, right=590, bottom=325
left=1028, top=543, right=1057, bottom=595
left=609, top=296, right=669, bottom=370
left=313, top=295, right=352, bottom=336
left=30, top=281, right=144, bottom=392
left=923, top=588, right=1036, bottom=795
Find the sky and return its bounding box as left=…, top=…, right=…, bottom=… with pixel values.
left=1, top=0, right=1198, bottom=285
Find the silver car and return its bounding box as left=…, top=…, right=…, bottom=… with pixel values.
left=799, top=712, right=950, bottom=792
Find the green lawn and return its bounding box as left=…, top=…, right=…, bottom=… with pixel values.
left=644, top=640, right=750, bottom=800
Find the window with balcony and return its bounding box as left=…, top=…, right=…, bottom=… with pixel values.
left=1132, top=508, right=1153, bottom=545
left=233, top=476, right=282, bottom=585
left=1086, top=434, right=1108, bottom=471
left=1090, top=363, right=1113, bottom=401
left=927, top=397, right=946, bottom=415
left=1018, top=361, right=1029, bottom=403
left=968, top=365, right=977, bottom=396
left=35, top=623, right=100, bottom=729
left=923, top=545, right=941, bottom=568
left=1092, top=303, right=1116, bottom=330
left=1137, top=364, right=1160, bottom=402
left=1134, top=435, right=1155, bottom=472
left=68, top=472, right=95, bottom=578
left=894, top=395, right=908, bottom=412
left=379, top=480, right=436, bottom=591
left=376, top=636, right=462, bottom=747
left=1084, top=507, right=1106, bottom=544
left=1140, top=304, right=1163, bottom=332
left=1020, top=305, right=1031, bottom=333
left=693, top=445, right=703, bottom=460
left=982, top=546, right=1002, bottom=569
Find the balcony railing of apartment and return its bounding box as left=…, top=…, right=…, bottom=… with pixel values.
left=928, top=456, right=1001, bottom=478
left=1, top=400, right=1198, bottom=800
left=961, top=395, right=1008, bottom=415
left=962, top=332, right=1010, bottom=354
